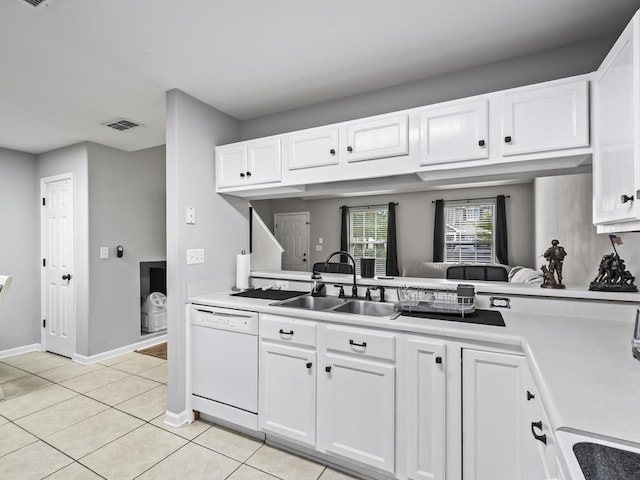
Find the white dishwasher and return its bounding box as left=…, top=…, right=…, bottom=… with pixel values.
left=190, top=304, right=259, bottom=430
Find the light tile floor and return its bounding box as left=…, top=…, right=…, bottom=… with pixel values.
left=0, top=351, right=357, bottom=480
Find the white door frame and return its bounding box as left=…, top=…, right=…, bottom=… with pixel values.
left=40, top=172, right=76, bottom=357
left=274, top=212, right=310, bottom=272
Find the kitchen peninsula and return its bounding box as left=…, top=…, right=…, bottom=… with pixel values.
left=188, top=269, right=640, bottom=480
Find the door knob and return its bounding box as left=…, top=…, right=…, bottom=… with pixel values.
left=62, top=274, right=72, bottom=281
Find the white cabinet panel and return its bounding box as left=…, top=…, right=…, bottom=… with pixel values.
left=247, top=137, right=281, bottom=185
left=216, top=143, right=247, bottom=188
left=286, top=126, right=339, bottom=170
left=318, top=353, right=395, bottom=473
left=405, top=337, right=446, bottom=480
left=345, top=114, right=409, bottom=163
left=593, top=12, right=640, bottom=228
left=419, top=99, right=489, bottom=165
left=259, top=342, right=316, bottom=446
left=500, top=81, right=589, bottom=156
left=462, top=349, right=531, bottom=480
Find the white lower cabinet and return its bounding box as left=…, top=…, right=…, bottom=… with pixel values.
left=259, top=342, right=316, bottom=446
left=259, top=315, right=317, bottom=447
left=318, top=352, right=395, bottom=473
left=462, top=349, right=549, bottom=480
left=318, top=324, right=396, bottom=474
left=402, top=336, right=447, bottom=480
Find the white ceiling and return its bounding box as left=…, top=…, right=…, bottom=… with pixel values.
left=1, top=0, right=639, bottom=154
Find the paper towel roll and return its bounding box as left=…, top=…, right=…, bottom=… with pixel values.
left=236, top=253, right=250, bottom=290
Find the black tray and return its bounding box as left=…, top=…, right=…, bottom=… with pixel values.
left=401, top=309, right=505, bottom=327
left=231, top=289, right=306, bottom=301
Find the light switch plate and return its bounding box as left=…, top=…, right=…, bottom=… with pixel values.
left=315, top=245, right=323, bottom=251
left=100, top=247, right=109, bottom=259
left=186, top=206, right=196, bottom=225
left=187, top=248, right=205, bottom=264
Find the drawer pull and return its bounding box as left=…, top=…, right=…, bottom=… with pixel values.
left=435, top=356, right=442, bottom=364
left=531, top=421, right=547, bottom=445
left=349, top=339, right=367, bottom=348
left=306, top=362, right=312, bottom=369
left=278, top=329, right=294, bottom=336
left=325, top=366, right=332, bottom=373
left=478, top=139, right=486, bottom=147
left=505, top=135, right=512, bottom=143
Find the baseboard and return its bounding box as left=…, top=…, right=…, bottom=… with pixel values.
left=0, top=343, right=43, bottom=359
left=163, top=410, right=192, bottom=428
left=72, top=334, right=167, bottom=365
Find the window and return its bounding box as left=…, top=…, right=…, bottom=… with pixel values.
left=444, top=201, right=494, bottom=263
left=349, top=206, right=388, bottom=276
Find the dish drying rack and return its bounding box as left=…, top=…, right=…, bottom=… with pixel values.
left=396, top=284, right=475, bottom=317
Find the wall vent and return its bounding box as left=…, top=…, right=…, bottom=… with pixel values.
left=22, top=0, right=49, bottom=7
left=103, top=119, right=142, bottom=132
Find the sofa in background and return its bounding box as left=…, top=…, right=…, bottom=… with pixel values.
left=401, top=262, right=543, bottom=284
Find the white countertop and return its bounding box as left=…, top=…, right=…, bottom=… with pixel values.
left=189, top=285, right=640, bottom=447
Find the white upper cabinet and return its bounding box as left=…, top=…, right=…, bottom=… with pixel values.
left=345, top=114, right=409, bottom=163
left=499, top=80, right=589, bottom=156
left=592, top=11, right=640, bottom=230
left=419, top=99, right=489, bottom=165
left=284, top=126, right=340, bottom=170
left=215, top=137, right=281, bottom=189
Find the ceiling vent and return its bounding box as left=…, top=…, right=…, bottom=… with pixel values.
left=103, top=119, right=142, bottom=132
left=22, top=0, right=49, bottom=7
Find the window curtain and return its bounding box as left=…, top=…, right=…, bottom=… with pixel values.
left=340, top=206, right=349, bottom=263
left=385, top=202, right=399, bottom=276
left=433, top=199, right=445, bottom=262
left=495, top=195, right=509, bottom=265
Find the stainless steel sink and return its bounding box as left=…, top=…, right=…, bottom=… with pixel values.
left=273, top=295, right=399, bottom=319
left=332, top=299, right=400, bottom=318
left=275, top=295, right=347, bottom=311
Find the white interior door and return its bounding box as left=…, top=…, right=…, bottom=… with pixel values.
left=41, top=174, right=75, bottom=357
left=275, top=212, right=310, bottom=271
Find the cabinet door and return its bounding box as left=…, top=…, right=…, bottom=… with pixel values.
left=216, top=143, right=247, bottom=188
left=462, top=349, right=531, bottom=480
left=500, top=81, right=589, bottom=156
left=246, top=137, right=281, bottom=185
left=419, top=100, right=489, bottom=165
left=259, top=342, right=316, bottom=446
left=405, top=338, right=446, bottom=480
left=593, top=13, right=640, bottom=226
left=318, top=353, right=395, bottom=473
left=345, top=114, right=409, bottom=163
left=285, top=126, right=340, bottom=170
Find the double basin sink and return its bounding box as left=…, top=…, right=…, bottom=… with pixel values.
left=273, top=295, right=400, bottom=320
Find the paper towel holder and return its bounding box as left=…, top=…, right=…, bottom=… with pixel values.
left=232, top=250, right=251, bottom=292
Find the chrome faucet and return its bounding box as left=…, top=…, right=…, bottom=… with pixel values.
left=324, top=251, right=358, bottom=298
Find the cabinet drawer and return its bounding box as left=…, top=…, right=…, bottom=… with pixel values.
left=325, top=325, right=395, bottom=361
left=260, top=314, right=317, bottom=348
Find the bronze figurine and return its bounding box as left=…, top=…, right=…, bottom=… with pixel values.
left=541, top=239, right=567, bottom=289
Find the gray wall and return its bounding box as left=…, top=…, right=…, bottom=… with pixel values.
left=253, top=182, right=534, bottom=271
left=0, top=148, right=40, bottom=351
left=165, top=89, right=246, bottom=418
left=534, top=173, right=640, bottom=287
left=241, top=37, right=613, bottom=140
left=37, top=143, right=91, bottom=356
left=87, top=143, right=166, bottom=355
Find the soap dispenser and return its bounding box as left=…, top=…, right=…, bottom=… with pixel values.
left=310, top=271, right=326, bottom=297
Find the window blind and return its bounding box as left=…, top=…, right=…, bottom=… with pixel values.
left=349, top=207, right=388, bottom=276
left=444, top=202, right=494, bottom=263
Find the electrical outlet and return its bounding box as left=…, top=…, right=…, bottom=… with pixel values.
left=274, top=281, right=288, bottom=290
left=100, top=247, right=109, bottom=259
left=186, top=206, right=196, bottom=225
left=186, top=248, right=205, bottom=264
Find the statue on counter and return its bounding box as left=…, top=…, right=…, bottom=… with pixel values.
left=541, top=239, right=567, bottom=289
left=589, top=235, right=637, bottom=292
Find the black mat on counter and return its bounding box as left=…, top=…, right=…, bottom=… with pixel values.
left=573, top=442, right=640, bottom=480
left=231, top=289, right=307, bottom=301
left=400, top=309, right=505, bottom=327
